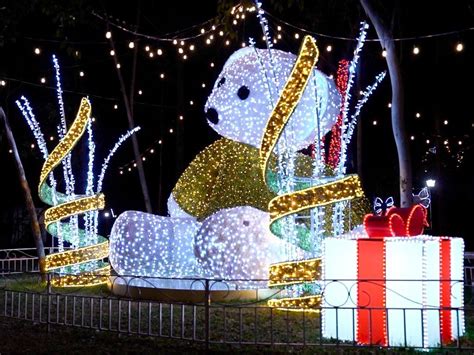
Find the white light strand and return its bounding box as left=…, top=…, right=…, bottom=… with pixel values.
left=16, top=97, right=64, bottom=251
left=339, top=71, right=386, bottom=171
left=52, top=55, right=67, bottom=138
left=97, top=127, right=141, bottom=193
left=254, top=1, right=278, bottom=96
left=337, top=21, right=369, bottom=175
left=84, top=119, right=96, bottom=246
left=249, top=38, right=274, bottom=106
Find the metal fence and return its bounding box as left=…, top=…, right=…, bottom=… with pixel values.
left=0, top=248, right=67, bottom=274
left=1, top=249, right=474, bottom=350
left=1, top=272, right=473, bottom=350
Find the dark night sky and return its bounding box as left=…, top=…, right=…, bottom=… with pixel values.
left=1, top=0, right=473, bottom=248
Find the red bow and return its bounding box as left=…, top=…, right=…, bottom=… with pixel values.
left=363, top=204, right=428, bottom=237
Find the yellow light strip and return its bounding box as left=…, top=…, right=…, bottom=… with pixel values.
left=267, top=295, right=322, bottom=310
left=269, top=174, right=363, bottom=227
left=45, top=241, right=109, bottom=271
left=259, top=35, right=319, bottom=184
left=51, top=265, right=111, bottom=287
left=38, top=97, right=109, bottom=286
left=268, top=258, right=321, bottom=287
left=39, top=98, right=92, bottom=189
left=44, top=194, right=105, bottom=228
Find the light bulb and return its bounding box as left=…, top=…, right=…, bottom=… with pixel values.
left=326, top=45, right=332, bottom=52
left=34, top=48, right=41, bottom=55
left=79, top=71, right=84, bottom=77
left=110, top=50, right=115, bottom=56
left=294, top=33, right=300, bottom=39
left=105, top=31, right=112, bottom=39
left=189, top=44, right=195, bottom=51
left=413, top=46, right=420, bottom=55
left=145, top=45, right=150, bottom=52
left=40, top=77, right=46, bottom=84
left=128, top=41, right=135, bottom=49
left=157, top=49, right=163, bottom=55
left=382, top=50, right=387, bottom=57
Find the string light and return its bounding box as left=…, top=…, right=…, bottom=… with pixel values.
left=413, top=46, right=420, bottom=55
left=411, top=135, right=415, bottom=140
left=105, top=31, right=112, bottom=39
left=138, top=90, right=143, bottom=95
left=444, top=120, right=448, bottom=125
left=189, top=100, right=194, bottom=105
left=157, top=48, right=163, bottom=55
left=34, top=48, right=41, bottom=55
left=382, top=49, right=387, bottom=57
left=189, top=44, right=195, bottom=51
left=0, top=80, right=6, bottom=86
left=455, top=42, right=464, bottom=52
left=114, top=104, right=118, bottom=109
left=40, top=77, right=46, bottom=84
left=373, top=120, right=377, bottom=125
left=326, top=45, right=332, bottom=52
left=79, top=71, right=84, bottom=77
left=160, top=73, right=165, bottom=79
left=110, top=50, right=115, bottom=56
left=149, top=52, right=154, bottom=58
left=128, top=41, right=135, bottom=49
left=294, top=33, right=300, bottom=39
left=416, top=112, right=421, bottom=118
left=182, top=54, right=188, bottom=60
left=145, top=45, right=150, bottom=51
left=169, top=128, right=173, bottom=133
left=116, top=63, right=121, bottom=69
left=178, top=47, right=184, bottom=54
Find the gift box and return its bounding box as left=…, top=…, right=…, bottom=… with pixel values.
left=322, top=235, right=464, bottom=347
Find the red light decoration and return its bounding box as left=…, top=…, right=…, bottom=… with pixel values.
left=327, top=59, right=349, bottom=169
left=364, top=204, right=427, bottom=237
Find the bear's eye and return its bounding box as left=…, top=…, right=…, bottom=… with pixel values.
left=237, top=85, right=250, bottom=100
left=217, top=77, right=226, bottom=88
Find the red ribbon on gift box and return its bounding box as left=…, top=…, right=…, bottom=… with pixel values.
left=363, top=204, right=428, bottom=238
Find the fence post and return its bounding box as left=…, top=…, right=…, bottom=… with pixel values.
left=46, top=272, right=51, bottom=332
left=204, top=279, right=210, bottom=350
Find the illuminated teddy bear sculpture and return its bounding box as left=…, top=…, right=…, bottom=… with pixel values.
left=110, top=47, right=340, bottom=286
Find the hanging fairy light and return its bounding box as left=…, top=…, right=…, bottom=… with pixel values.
left=413, top=46, right=420, bottom=55
left=416, top=112, right=421, bottom=118
left=145, top=45, right=150, bottom=52
left=40, top=77, right=46, bottom=84
left=382, top=49, right=387, bottom=57
left=157, top=49, right=163, bottom=55
left=110, top=50, right=115, bottom=56
left=326, top=45, right=332, bottom=52
left=34, top=48, right=41, bottom=55
left=105, top=31, right=112, bottom=39
left=456, top=43, right=464, bottom=52
left=128, top=41, right=135, bottom=49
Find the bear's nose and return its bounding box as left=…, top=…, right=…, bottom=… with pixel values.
left=205, top=107, right=219, bottom=124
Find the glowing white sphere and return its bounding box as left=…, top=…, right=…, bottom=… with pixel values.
left=110, top=211, right=201, bottom=277
left=205, top=47, right=340, bottom=149
left=194, top=206, right=303, bottom=286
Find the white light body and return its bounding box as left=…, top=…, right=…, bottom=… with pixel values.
left=205, top=47, right=340, bottom=150
left=110, top=45, right=340, bottom=288
left=322, top=235, right=464, bottom=347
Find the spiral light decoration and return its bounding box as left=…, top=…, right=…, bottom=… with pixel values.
left=260, top=36, right=363, bottom=310
left=39, top=98, right=109, bottom=287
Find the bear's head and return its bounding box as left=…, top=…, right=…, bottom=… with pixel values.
left=205, top=46, right=341, bottom=149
